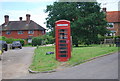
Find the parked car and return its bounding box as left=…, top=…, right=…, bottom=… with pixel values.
left=0, top=40, right=8, bottom=51
left=0, top=41, right=8, bottom=60
left=0, top=46, right=2, bottom=60
left=11, top=41, right=22, bottom=49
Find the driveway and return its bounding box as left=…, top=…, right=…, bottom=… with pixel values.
left=2, top=47, right=36, bottom=79
left=18, top=52, right=118, bottom=79
left=0, top=61, right=2, bottom=80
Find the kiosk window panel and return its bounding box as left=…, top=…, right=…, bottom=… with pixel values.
left=59, top=29, right=67, bottom=32
left=59, top=44, right=67, bottom=46
left=59, top=55, right=67, bottom=57
left=59, top=47, right=67, bottom=50
left=59, top=37, right=67, bottom=39
left=59, top=51, right=67, bottom=53
left=59, top=40, right=66, bottom=43
left=59, top=33, right=67, bottom=35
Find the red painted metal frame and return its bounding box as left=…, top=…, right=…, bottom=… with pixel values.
left=55, top=20, right=71, bottom=62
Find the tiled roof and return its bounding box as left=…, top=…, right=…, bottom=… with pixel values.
left=1, top=20, right=46, bottom=31
left=106, top=11, right=120, bottom=23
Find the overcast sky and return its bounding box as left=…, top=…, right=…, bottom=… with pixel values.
left=0, top=0, right=119, bottom=30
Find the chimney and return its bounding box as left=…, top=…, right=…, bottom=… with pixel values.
left=19, top=17, right=22, bottom=21
left=26, top=14, right=31, bottom=24
left=102, top=8, right=106, bottom=12
left=4, top=15, right=9, bottom=25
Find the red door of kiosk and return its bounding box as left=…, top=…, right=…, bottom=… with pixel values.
left=55, top=20, right=71, bottom=62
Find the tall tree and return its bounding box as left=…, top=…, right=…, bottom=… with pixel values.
left=45, top=2, right=108, bottom=46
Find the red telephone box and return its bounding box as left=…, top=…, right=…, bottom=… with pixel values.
left=55, top=20, right=71, bottom=62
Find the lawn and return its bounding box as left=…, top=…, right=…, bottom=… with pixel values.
left=29, top=44, right=118, bottom=72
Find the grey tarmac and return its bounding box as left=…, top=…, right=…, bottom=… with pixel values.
left=2, top=47, right=36, bottom=79
left=1, top=46, right=119, bottom=79
left=19, top=52, right=119, bottom=79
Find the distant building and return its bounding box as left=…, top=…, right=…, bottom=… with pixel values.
left=106, top=11, right=120, bottom=36
left=1, top=14, right=46, bottom=42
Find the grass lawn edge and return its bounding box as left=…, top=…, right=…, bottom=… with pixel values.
left=71, top=51, right=118, bottom=66
left=28, top=51, right=118, bottom=73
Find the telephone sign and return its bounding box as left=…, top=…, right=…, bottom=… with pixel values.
left=55, top=20, right=71, bottom=62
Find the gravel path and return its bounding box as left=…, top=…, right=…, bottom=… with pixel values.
left=2, top=47, right=36, bottom=79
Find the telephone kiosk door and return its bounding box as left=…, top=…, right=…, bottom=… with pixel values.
left=55, top=20, right=71, bottom=62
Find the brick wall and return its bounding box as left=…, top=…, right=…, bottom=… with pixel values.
left=107, top=23, right=120, bottom=36
left=2, top=30, right=45, bottom=39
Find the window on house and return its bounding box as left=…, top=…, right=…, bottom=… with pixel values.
left=4, top=25, right=7, bottom=27
left=106, top=31, right=116, bottom=36
left=0, top=31, right=2, bottom=35
left=18, top=31, right=23, bottom=34
left=28, top=30, right=34, bottom=34
left=42, top=31, right=44, bottom=34
left=107, top=23, right=114, bottom=28
left=6, top=31, right=11, bottom=35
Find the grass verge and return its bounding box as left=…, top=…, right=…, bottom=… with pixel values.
left=29, top=45, right=118, bottom=72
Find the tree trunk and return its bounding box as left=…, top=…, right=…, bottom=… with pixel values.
left=75, top=44, right=78, bottom=47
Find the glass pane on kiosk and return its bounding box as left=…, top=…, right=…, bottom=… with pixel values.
left=59, top=55, right=67, bottom=57
left=59, top=40, right=66, bottom=43
left=59, top=51, right=67, bottom=53
left=59, top=47, right=67, bottom=50
left=59, top=44, right=67, bottom=46
left=59, top=33, right=67, bottom=35
left=59, top=29, right=67, bottom=32
left=59, top=37, right=67, bottom=39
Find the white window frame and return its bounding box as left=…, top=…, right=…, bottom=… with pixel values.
left=28, top=30, right=34, bottom=34
left=6, top=31, right=11, bottom=35
left=42, top=31, right=44, bottom=34
left=18, top=31, right=23, bottom=34
left=107, top=23, right=114, bottom=28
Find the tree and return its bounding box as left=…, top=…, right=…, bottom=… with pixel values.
left=45, top=2, right=108, bottom=46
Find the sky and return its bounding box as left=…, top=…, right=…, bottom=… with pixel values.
left=0, top=0, right=120, bottom=31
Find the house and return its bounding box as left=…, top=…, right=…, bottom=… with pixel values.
left=106, top=11, right=120, bottom=36
left=1, top=14, right=46, bottom=43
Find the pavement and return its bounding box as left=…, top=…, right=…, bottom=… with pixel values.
left=2, top=47, right=36, bottom=79
left=0, top=61, right=2, bottom=80
left=18, top=52, right=119, bottom=79
left=0, top=46, right=119, bottom=79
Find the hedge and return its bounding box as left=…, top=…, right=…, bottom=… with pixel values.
left=0, top=36, right=25, bottom=46
left=32, top=35, right=54, bottom=46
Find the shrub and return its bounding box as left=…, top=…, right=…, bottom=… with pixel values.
left=0, top=36, right=25, bottom=46
left=32, top=35, right=55, bottom=46
left=32, top=37, right=42, bottom=46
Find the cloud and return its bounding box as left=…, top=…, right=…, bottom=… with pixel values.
left=0, top=6, right=48, bottom=29
left=97, top=0, right=119, bottom=11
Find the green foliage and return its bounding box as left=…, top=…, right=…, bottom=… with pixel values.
left=0, top=36, right=24, bottom=46
left=32, top=35, right=55, bottom=46
left=98, top=35, right=120, bottom=44
left=45, top=2, right=108, bottom=46
left=30, top=45, right=118, bottom=71
left=0, top=36, right=6, bottom=40
left=32, top=37, right=42, bottom=46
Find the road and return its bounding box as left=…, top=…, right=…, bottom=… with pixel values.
left=18, top=52, right=118, bottom=79
left=2, top=47, right=36, bottom=79
left=0, top=61, right=2, bottom=80
left=0, top=46, right=118, bottom=79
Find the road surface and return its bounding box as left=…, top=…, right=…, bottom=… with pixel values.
left=1, top=46, right=118, bottom=79
left=18, top=52, right=119, bottom=79
left=2, top=47, right=36, bottom=79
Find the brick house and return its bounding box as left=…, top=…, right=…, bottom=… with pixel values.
left=106, top=11, right=120, bottom=36
left=1, top=14, right=46, bottom=43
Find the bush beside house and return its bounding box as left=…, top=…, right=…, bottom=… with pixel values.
left=0, top=36, right=25, bottom=46
left=32, top=35, right=54, bottom=46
